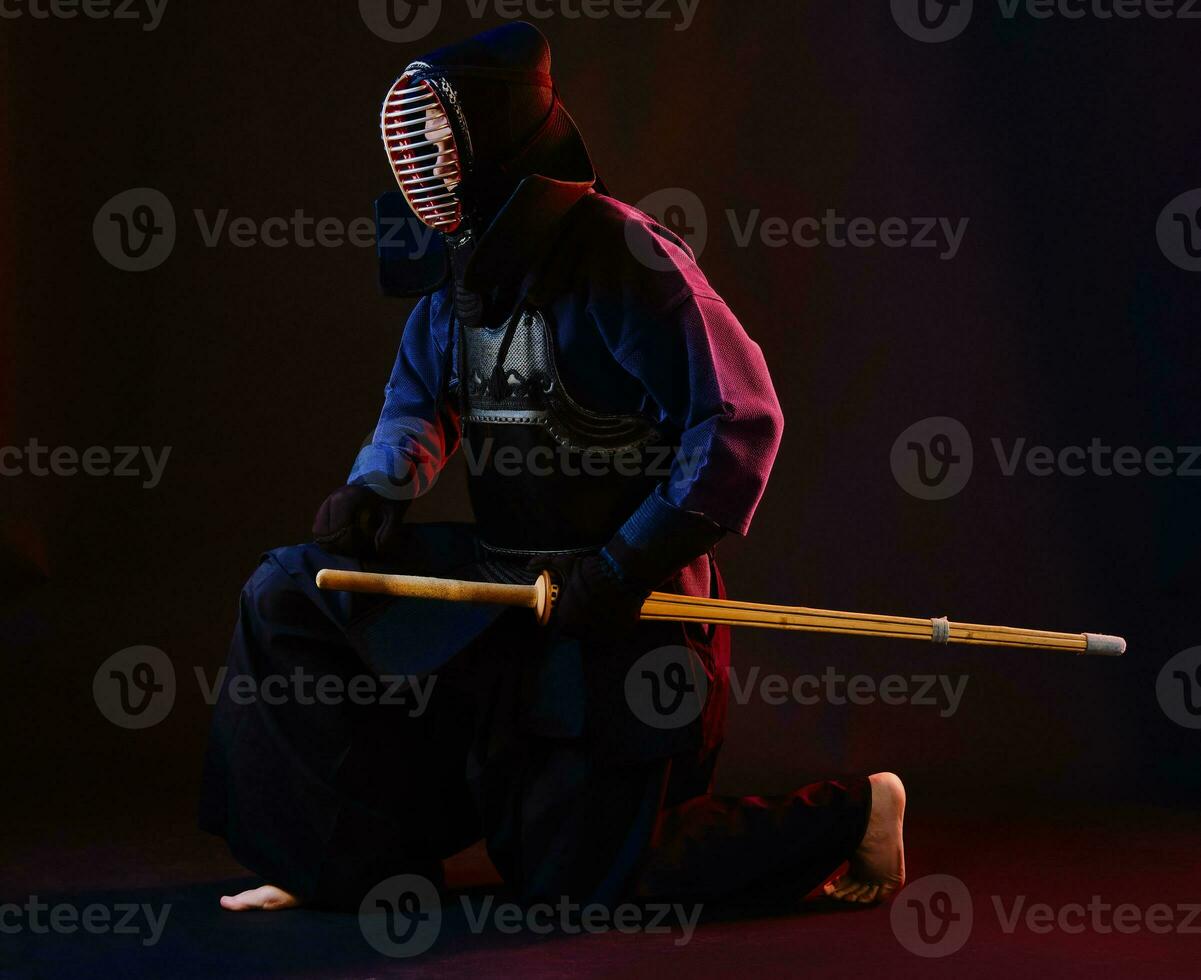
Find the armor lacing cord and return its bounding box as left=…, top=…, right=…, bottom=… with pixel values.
left=487, top=312, right=522, bottom=399
left=447, top=233, right=487, bottom=330
left=931, top=617, right=951, bottom=644
left=454, top=279, right=486, bottom=330
left=435, top=308, right=458, bottom=423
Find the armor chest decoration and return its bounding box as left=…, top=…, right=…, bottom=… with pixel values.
left=459, top=308, right=671, bottom=556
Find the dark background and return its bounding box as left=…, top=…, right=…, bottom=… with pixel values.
left=2, top=0, right=1199, bottom=872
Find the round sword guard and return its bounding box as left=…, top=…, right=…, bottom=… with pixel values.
left=534, top=569, right=559, bottom=626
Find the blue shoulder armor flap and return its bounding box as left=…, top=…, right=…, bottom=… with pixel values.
left=375, top=192, right=450, bottom=298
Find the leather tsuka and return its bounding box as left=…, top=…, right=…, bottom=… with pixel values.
left=602, top=489, right=725, bottom=593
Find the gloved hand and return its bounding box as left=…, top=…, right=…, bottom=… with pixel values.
left=546, top=490, right=727, bottom=643
left=312, top=485, right=408, bottom=560
left=546, top=552, right=649, bottom=643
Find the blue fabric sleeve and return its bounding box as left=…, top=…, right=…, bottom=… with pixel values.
left=347, top=291, right=460, bottom=500
left=587, top=209, right=785, bottom=540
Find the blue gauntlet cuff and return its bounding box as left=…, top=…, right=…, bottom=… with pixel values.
left=602, top=488, right=724, bottom=592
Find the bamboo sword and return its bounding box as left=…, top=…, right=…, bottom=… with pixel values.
left=315, top=569, right=1126, bottom=656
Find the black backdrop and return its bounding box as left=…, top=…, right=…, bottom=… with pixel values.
left=2, top=1, right=1199, bottom=850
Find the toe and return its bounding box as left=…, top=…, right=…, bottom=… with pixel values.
left=855, top=884, right=881, bottom=904
left=827, top=880, right=868, bottom=902
left=828, top=877, right=861, bottom=899
left=843, top=883, right=873, bottom=903
left=877, top=880, right=903, bottom=902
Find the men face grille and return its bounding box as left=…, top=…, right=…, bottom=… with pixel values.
left=381, top=74, right=464, bottom=233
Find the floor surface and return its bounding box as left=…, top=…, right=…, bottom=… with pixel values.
left=3, top=801, right=1198, bottom=978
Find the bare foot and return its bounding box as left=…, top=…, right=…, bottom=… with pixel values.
left=219, top=884, right=302, bottom=911
left=824, top=772, right=906, bottom=905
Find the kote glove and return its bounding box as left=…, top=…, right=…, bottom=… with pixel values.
left=312, top=485, right=408, bottom=560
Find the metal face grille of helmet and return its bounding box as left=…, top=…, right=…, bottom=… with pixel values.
left=381, top=74, right=464, bottom=233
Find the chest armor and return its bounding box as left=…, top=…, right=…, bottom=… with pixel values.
left=459, top=308, right=670, bottom=556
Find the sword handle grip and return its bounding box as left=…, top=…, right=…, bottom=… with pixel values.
left=315, top=569, right=559, bottom=625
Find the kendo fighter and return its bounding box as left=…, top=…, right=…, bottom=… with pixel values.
left=200, top=21, right=905, bottom=915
